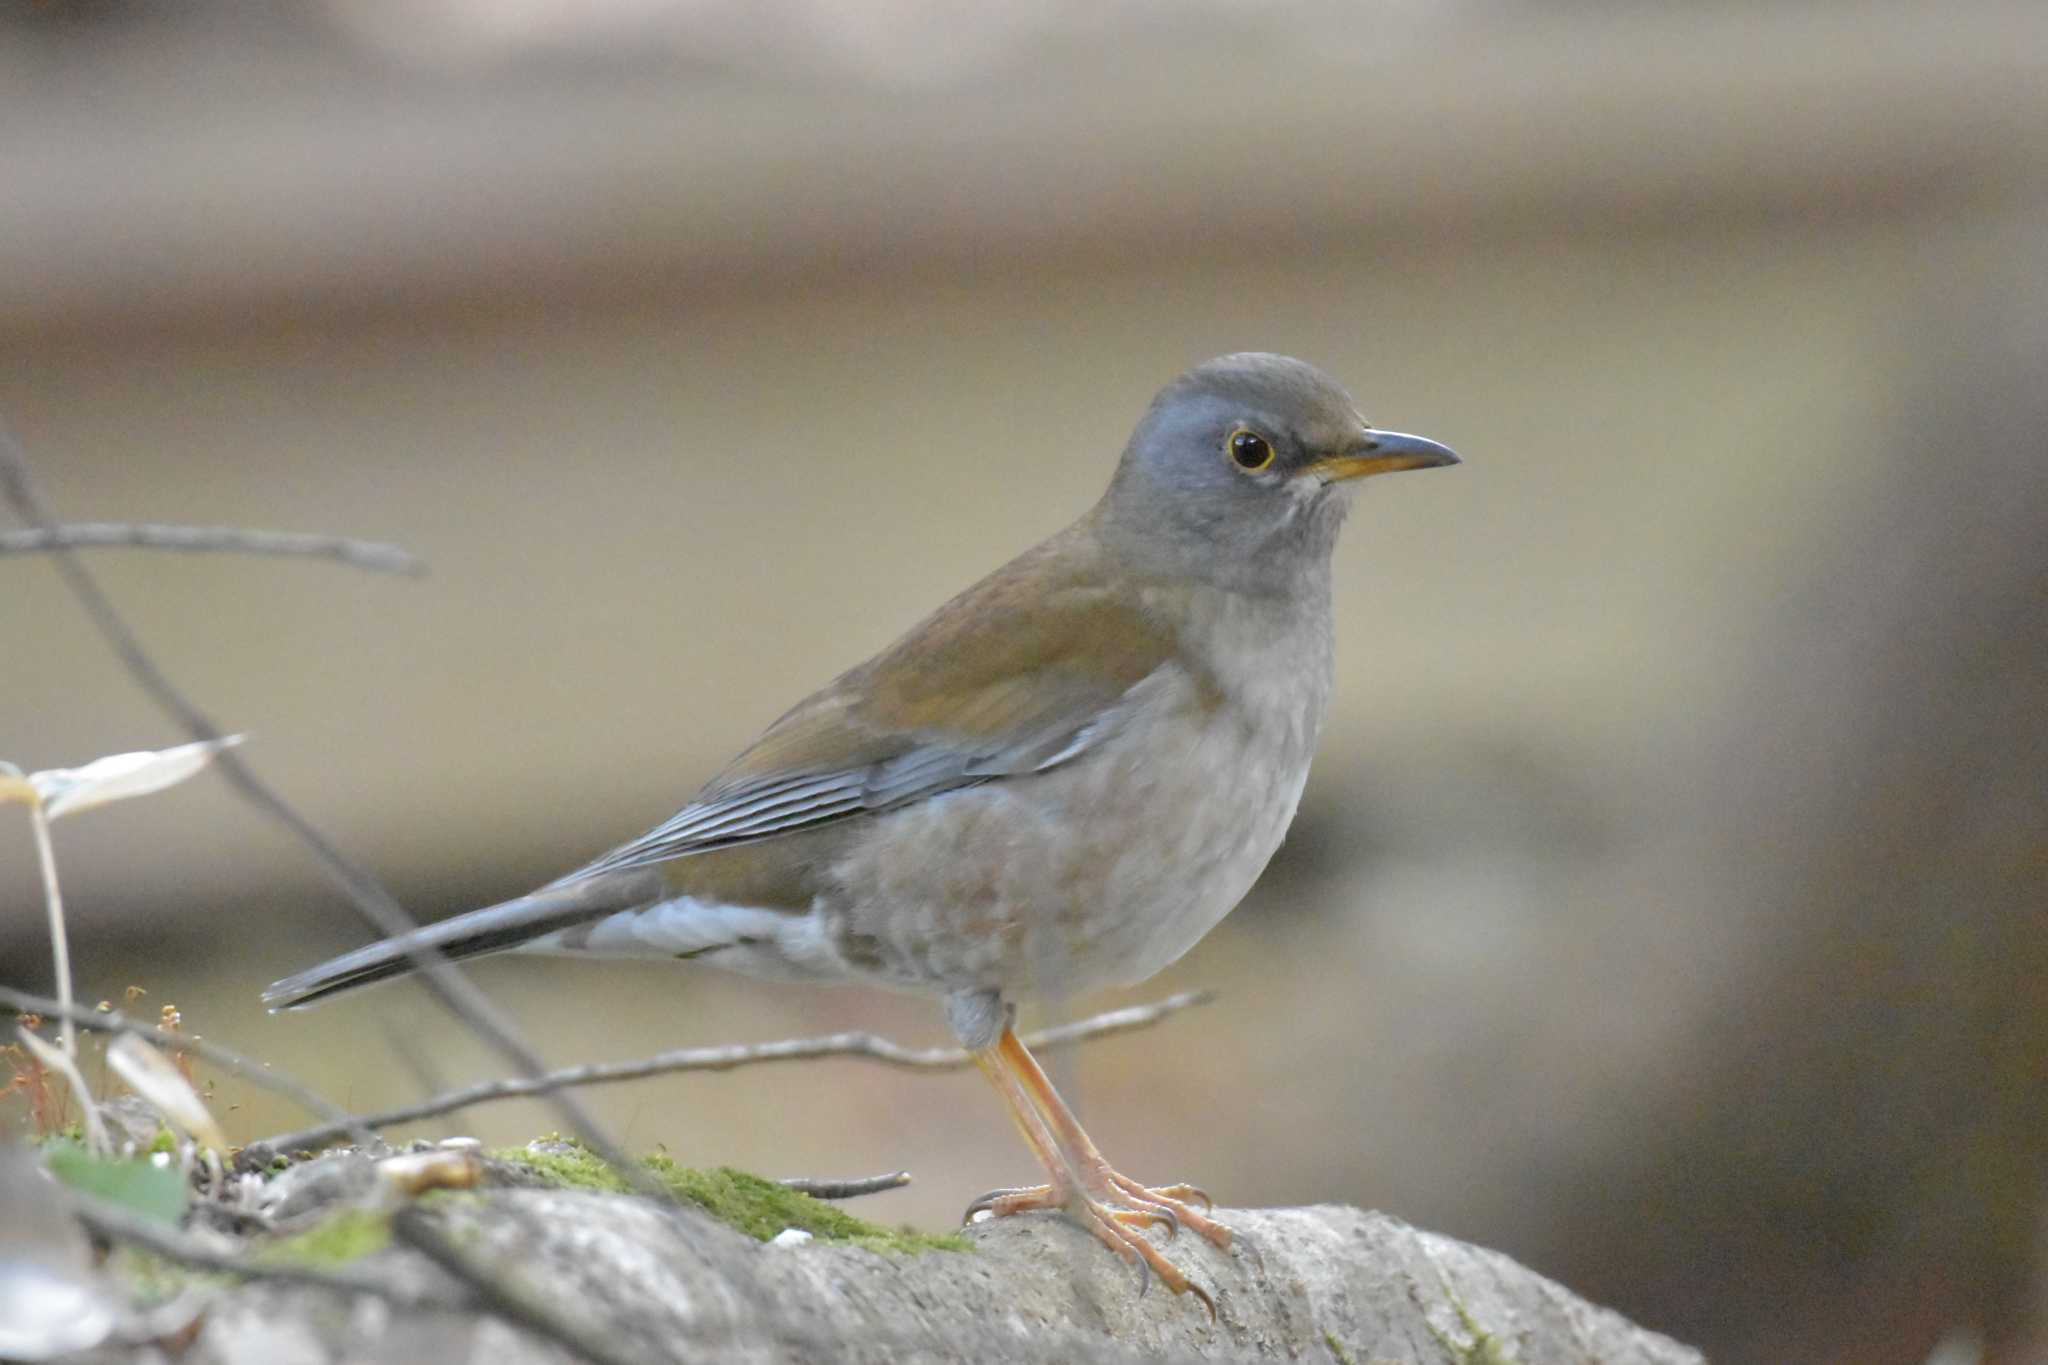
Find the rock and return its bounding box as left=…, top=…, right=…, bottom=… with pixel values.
left=71, top=1188, right=1701, bottom=1364
left=260, top=1152, right=380, bottom=1225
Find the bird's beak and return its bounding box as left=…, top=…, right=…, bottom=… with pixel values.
left=1309, top=430, right=1461, bottom=482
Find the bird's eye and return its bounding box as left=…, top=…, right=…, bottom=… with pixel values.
left=1228, top=429, right=1274, bottom=473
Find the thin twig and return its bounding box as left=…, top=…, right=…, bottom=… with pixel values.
left=0, top=424, right=662, bottom=1205
left=73, top=1194, right=453, bottom=1309
left=25, top=800, right=76, bottom=1058
left=0, top=987, right=366, bottom=1145
left=251, top=991, right=1214, bottom=1155
left=0, top=522, right=425, bottom=576
left=777, top=1171, right=910, bottom=1201
left=391, top=1206, right=643, bottom=1365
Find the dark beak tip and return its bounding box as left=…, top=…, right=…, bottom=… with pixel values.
left=1364, top=429, right=1461, bottom=470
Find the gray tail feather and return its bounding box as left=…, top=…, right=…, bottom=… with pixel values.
left=262, top=868, right=665, bottom=1011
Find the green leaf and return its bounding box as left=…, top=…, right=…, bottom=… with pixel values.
left=43, top=1143, right=188, bottom=1225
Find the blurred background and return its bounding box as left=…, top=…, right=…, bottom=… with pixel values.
left=2, top=4, right=2044, bottom=1362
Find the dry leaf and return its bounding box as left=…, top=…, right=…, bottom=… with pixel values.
left=26, top=735, right=245, bottom=821
left=105, top=1035, right=229, bottom=1153
left=376, top=1148, right=483, bottom=1197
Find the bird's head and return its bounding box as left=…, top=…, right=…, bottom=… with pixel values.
left=1101, top=352, right=1458, bottom=595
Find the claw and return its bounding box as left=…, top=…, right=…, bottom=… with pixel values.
left=964, top=1184, right=1042, bottom=1222
left=1073, top=1191, right=1218, bottom=1308
left=1231, top=1224, right=1264, bottom=1270
left=1112, top=1197, right=1179, bottom=1240
left=1105, top=1173, right=1231, bottom=1250
left=1152, top=1182, right=1212, bottom=1212
left=975, top=1166, right=1233, bottom=1306
left=1069, top=1203, right=1151, bottom=1299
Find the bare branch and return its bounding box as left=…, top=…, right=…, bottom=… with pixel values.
left=0, top=424, right=661, bottom=1204
left=250, top=991, right=1214, bottom=1155
left=0, top=521, right=425, bottom=576
left=72, top=1194, right=453, bottom=1309
left=998, top=991, right=1215, bottom=1055
left=0, top=987, right=367, bottom=1146
left=776, top=1171, right=911, bottom=1201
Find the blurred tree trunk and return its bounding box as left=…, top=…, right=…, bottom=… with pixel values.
left=1526, top=229, right=2048, bottom=1364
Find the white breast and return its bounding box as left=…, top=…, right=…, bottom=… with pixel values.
left=1085, top=588, right=1334, bottom=984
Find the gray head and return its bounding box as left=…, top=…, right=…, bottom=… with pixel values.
left=1098, top=353, right=1457, bottom=596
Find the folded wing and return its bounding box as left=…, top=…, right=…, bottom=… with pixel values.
left=568, top=531, right=1176, bottom=880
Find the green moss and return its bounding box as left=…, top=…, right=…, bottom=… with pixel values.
left=1422, top=1288, right=1519, bottom=1365
left=494, top=1140, right=968, bottom=1254
left=493, top=1138, right=633, bottom=1192
left=1324, top=1329, right=1357, bottom=1364
left=103, top=1211, right=390, bottom=1302
left=107, top=1245, right=219, bottom=1301
left=647, top=1157, right=969, bottom=1252
left=146, top=1126, right=178, bottom=1155
left=256, top=1208, right=391, bottom=1266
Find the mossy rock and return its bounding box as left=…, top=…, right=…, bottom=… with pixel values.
left=492, top=1138, right=968, bottom=1254
left=255, top=1206, right=393, bottom=1267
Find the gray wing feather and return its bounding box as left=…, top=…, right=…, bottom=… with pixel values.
left=263, top=867, right=665, bottom=1009
left=564, top=705, right=1129, bottom=883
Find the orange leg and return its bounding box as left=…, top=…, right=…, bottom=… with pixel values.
left=968, top=1024, right=1230, bottom=1310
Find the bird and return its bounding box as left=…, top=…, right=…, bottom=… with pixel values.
left=264, top=352, right=1458, bottom=1305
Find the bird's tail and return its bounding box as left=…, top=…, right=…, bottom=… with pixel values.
left=262, top=867, right=666, bottom=1011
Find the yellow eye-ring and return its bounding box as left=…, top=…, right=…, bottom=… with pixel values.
left=1228, top=428, right=1274, bottom=472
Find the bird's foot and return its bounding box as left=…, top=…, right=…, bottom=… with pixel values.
left=964, top=1164, right=1231, bottom=1311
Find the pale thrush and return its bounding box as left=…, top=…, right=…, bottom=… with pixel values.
left=266, top=352, right=1458, bottom=1303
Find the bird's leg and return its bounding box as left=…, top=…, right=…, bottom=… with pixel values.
left=995, top=1026, right=1231, bottom=1250
left=966, top=1024, right=1230, bottom=1307
left=965, top=1040, right=1079, bottom=1214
